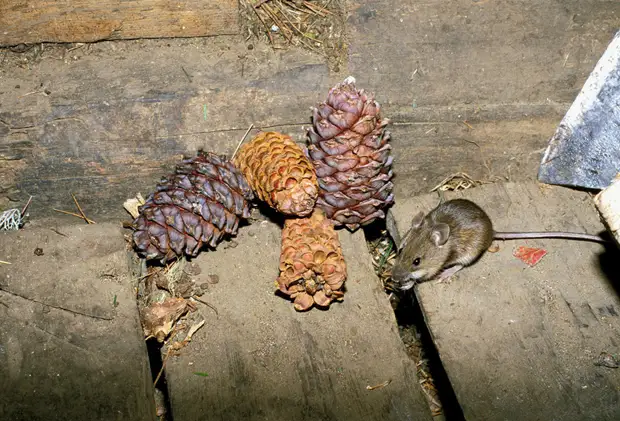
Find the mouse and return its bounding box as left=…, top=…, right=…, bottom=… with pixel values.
left=390, top=198, right=608, bottom=291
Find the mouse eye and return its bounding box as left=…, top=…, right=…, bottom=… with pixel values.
left=413, top=257, right=421, bottom=266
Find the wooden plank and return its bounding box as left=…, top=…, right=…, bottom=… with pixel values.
left=0, top=42, right=333, bottom=219
left=164, top=219, right=434, bottom=421
left=389, top=182, right=620, bottom=420
left=0, top=0, right=239, bottom=46
left=0, top=222, right=156, bottom=421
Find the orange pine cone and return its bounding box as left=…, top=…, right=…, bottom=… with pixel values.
left=277, top=208, right=347, bottom=311
left=233, top=131, right=318, bottom=217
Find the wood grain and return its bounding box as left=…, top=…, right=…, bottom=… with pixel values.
left=0, top=0, right=239, bottom=46
left=390, top=182, right=620, bottom=421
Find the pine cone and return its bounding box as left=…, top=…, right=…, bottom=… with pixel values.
left=277, top=208, right=347, bottom=311
left=234, top=131, right=318, bottom=217
left=132, top=152, right=254, bottom=262
left=307, top=76, right=394, bottom=230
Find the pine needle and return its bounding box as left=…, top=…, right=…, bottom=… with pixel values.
left=232, top=124, right=254, bottom=159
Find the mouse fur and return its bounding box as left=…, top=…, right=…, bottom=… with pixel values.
left=391, top=199, right=494, bottom=290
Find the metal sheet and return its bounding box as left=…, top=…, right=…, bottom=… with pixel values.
left=538, top=30, right=620, bottom=190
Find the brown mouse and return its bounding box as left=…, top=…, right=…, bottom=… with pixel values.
left=391, top=198, right=608, bottom=291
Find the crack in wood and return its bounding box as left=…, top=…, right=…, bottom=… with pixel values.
left=0, top=116, right=87, bottom=134
left=151, top=121, right=309, bottom=140
left=0, top=285, right=114, bottom=321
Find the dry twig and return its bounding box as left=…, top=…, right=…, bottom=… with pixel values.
left=462, top=120, right=474, bottom=130
left=192, top=296, right=219, bottom=317
left=20, top=195, right=33, bottom=215
left=430, top=172, right=481, bottom=193
left=303, top=1, right=332, bottom=16
left=263, top=4, right=293, bottom=42
left=232, top=124, right=254, bottom=159
left=53, top=209, right=96, bottom=224
left=366, top=380, right=391, bottom=390
left=244, top=0, right=340, bottom=57
left=154, top=347, right=172, bottom=386
left=72, top=193, right=92, bottom=224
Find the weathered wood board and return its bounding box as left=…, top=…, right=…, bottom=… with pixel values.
left=0, top=0, right=239, bottom=47
left=2, top=0, right=620, bottom=223
left=164, top=219, right=433, bottom=421
left=0, top=221, right=156, bottom=421
left=389, top=182, right=620, bottom=421
left=0, top=43, right=335, bottom=219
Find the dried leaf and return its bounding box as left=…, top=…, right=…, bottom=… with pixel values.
left=141, top=297, right=191, bottom=342
left=123, top=193, right=146, bottom=219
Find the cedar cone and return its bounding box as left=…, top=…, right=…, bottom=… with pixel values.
left=307, top=76, right=394, bottom=230
left=277, top=208, right=347, bottom=311
left=234, top=131, right=318, bottom=217
left=132, top=152, right=253, bottom=262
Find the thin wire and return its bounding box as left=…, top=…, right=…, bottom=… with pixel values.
left=0, top=208, right=22, bottom=231
left=0, top=196, right=33, bottom=231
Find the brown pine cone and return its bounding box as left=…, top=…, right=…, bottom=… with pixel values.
left=307, top=76, right=395, bottom=230
left=132, top=152, right=253, bottom=262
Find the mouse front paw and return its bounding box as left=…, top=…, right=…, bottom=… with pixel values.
left=434, top=264, right=464, bottom=284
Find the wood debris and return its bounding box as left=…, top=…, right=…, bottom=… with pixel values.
left=366, top=379, right=391, bottom=390
left=366, top=229, right=443, bottom=416
left=240, top=0, right=345, bottom=68
left=430, top=172, right=481, bottom=193
left=53, top=193, right=95, bottom=224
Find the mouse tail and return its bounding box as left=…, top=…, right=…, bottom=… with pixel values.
left=493, top=231, right=607, bottom=243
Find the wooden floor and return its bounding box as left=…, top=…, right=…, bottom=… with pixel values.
left=0, top=222, right=156, bottom=421
left=2, top=1, right=620, bottom=419
left=389, top=182, right=620, bottom=421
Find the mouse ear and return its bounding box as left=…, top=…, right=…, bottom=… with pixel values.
left=431, top=223, right=450, bottom=246
left=411, top=211, right=425, bottom=229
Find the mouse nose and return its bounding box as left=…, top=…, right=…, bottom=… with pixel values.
left=390, top=265, right=408, bottom=282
